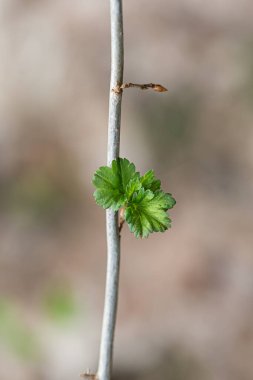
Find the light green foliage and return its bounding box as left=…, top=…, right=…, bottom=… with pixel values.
left=93, top=158, right=176, bottom=238
left=93, top=158, right=139, bottom=211
left=125, top=189, right=172, bottom=238
left=140, top=169, right=161, bottom=192
left=125, top=176, right=142, bottom=199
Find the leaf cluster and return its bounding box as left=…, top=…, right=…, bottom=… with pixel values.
left=92, top=158, right=176, bottom=238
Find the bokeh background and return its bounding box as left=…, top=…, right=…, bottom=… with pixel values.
left=1, top=1, right=253, bottom=379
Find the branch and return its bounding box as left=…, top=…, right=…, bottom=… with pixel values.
left=97, top=1, right=124, bottom=380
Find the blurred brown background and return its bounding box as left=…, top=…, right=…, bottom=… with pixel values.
left=1, top=1, right=253, bottom=379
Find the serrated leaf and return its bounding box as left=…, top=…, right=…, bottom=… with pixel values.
left=92, top=166, right=123, bottom=210
left=153, top=191, right=176, bottom=210
left=140, top=170, right=161, bottom=192
left=164, top=192, right=176, bottom=209
left=93, top=157, right=176, bottom=238
left=92, top=158, right=138, bottom=211
left=125, top=176, right=142, bottom=200
left=125, top=188, right=173, bottom=238
left=113, top=158, right=138, bottom=190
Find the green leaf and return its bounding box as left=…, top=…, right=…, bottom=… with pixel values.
left=164, top=192, right=176, bottom=209
left=93, top=165, right=123, bottom=211
left=93, top=158, right=138, bottom=211
left=140, top=170, right=161, bottom=192
left=153, top=191, right=176, bottom=210
left=125, top=176, right=142, bottom=200
left=125, top=189, right=173, bottom=238
left=93, top=157, right=176, bottom=238
left=114, top=158, right=138, bottom=190
left=125, top=169, right=162, bottom=200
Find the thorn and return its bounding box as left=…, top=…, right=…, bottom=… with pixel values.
left=153, top=84, right=168, bottom=92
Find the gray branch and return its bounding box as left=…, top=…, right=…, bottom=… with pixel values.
left=97, top=1, right=124, bottom=380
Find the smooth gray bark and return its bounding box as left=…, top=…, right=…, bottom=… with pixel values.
left=97, top=1, right=124, bottom=380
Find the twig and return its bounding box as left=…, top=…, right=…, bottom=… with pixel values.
left=112, top=82, right=167, bottom=94
left=97, top=1, right=124, bottom=380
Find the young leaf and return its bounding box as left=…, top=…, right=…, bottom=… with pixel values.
left=153, top=191, right=176, bottom=210
left=125, top=176, right=142, bottom=200
left=92, top=158, right=138, bottom=211
left=125, top=188, right=173, bottom=238
left=93, top=157, right=176, bottom=237
left=140, top=170, right=161, bottom=192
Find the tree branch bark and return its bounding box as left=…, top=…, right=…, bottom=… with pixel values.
left=97, top=1, right=124, bottom=380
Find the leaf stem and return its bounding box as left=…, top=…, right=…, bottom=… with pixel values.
left=97, top=1, right=124, bottom=380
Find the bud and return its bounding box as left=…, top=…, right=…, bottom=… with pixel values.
left=153, top=84, right=168, bottom=92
